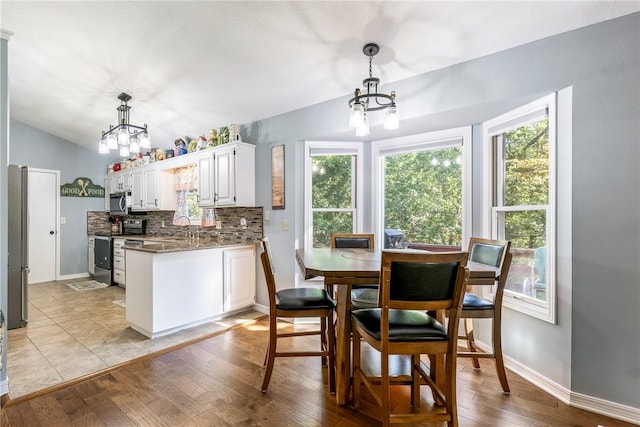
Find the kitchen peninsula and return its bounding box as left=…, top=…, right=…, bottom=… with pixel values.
left=124, top=238, right=257, bottom=338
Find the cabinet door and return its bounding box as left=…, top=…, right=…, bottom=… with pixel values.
left=223, top=246, right=256, bottom=312
left=143, top=167, right=160, bottom=210
left=215, top=146, right=236, bottom=206
left=88, top=238, right=95, bottom=275
left=197, top=153, right=215, bottom=206
left=131, top=170, right=145, bottom=210
left=121, top=171, right=133, bottom=191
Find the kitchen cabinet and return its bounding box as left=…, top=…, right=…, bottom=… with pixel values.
left=223, top=246, right=256, bottom=312
left=131, top=166, right=176, bottom=212
left=88, top=236, right=95, bottom=275
left=108, top=170, right=133, bottom=193
left=197, top=142, right=255, bottom=207
left=125, top=243, right=256, bottom=338
left=113, top=238, right=126, bottom=286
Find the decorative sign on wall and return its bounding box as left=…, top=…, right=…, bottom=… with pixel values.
left=271, top=145, right=285, bottom=209
left=60, top=177, right=105, bottom=198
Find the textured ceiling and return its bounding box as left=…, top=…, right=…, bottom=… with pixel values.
left=1, top=1, right=639, bottom=152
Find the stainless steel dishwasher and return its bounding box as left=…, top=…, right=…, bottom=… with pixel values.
left=94, top=235, right=112, bottom=285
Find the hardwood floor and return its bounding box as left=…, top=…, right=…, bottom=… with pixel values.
left=1, top=318, right=634, bottom=426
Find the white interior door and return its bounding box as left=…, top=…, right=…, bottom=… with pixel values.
left=28, top=168, right=59, bottom=284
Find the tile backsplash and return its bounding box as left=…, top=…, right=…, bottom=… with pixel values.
left=87, top=207, right=263, bottom=243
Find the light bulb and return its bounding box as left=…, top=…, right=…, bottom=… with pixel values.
left=106, top=133, right=118, bottom=150
left=118, top=127, right=130, bottom=146
left=98, top=139, right=108, bottom=154
left=383, top=105, right=399, bottom=130
left=349, top=102, right=365, bottom=128
left=130, top=135, right=140, bottom=154
left=139, top=132, right=151, bottom=149
left=355, top=114, right=370, bottom=136
left=119, top=145, right=130, bottom=157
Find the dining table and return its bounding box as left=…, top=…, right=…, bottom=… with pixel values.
left=295, top=246, right=500, bottom=405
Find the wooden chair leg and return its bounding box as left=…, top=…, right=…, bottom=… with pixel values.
left=411, top=354, right=421, bottom=408
left=320, top=316, right=328, bottom=367
left=446, top=353, right=459, bottom=427
left=261, top=318, right=278, bottom=392
left=327, top=312, right=336, bottom=394
left=352, top=327, right=362, bottom=410
left=381, top=350, right=391, bottom=427
left=464, top=318, right=481, bottom=369
left=492, top=316, right=510, bottom=394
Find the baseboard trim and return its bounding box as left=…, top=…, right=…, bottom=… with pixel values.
left=474, top=340, right=639, bottom=424
left=252, top=303, right=268, bottom=315
left=57, top=272, right=90, bottom=281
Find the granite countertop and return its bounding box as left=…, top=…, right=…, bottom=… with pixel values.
left=122, top=236, right=259, bottom=254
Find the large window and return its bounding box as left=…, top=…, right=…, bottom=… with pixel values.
left=483, top=94, right=557, bottom=322
left=304, top=141, right=363, bottom=248
left=372, top=128, right=472, bottom=248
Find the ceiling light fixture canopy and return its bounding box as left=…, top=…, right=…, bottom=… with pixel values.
left=98, top=92, right=150, bottom=155
left=348, top=43, right=398, bottom=135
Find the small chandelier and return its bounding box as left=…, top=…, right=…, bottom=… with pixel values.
left=348, top=43, right=398, bottom=136
left=98, top=92, right=151, bottom=156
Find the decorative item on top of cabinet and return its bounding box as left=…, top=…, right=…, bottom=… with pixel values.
left=229, top=124, right=241, bottom=142
left=218, top=126, right=229, bottom=145
left=207, top=129, right=217, bottom=148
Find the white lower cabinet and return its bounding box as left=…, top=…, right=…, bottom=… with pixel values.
left=113, top=238, right=126, bottom=286
left=223, top=246, right=256, bottom=312
left=88, top=236, right=95, bottom=275
left=125, top=244, right=256, bottom=338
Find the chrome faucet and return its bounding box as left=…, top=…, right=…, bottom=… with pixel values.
left=174, top=215, right=194, bottom=239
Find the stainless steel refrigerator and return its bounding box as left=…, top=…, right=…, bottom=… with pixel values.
left=7, top=164, right=29, bottom=329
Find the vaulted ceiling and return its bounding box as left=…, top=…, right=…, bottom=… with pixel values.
left=1, top=1, right=638, bottom=152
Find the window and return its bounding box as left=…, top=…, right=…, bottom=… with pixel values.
left=304, top=141, right=363, bottom=248
left=371, top=128, right=472, bottom=249
left=174, top=164, right=202, bottom=225
left=483, top=94, right=557, bottom=322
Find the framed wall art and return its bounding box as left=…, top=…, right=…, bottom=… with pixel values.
left=271, top=144, right=285, bottom=209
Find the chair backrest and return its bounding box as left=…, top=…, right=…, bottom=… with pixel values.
left=379, top=251, right=469, bottom=313
left=467, top=237, right=512, bottom=305
left=330, top=233, right=375, bottom=249
left=260, top=237, right=277, bottom=311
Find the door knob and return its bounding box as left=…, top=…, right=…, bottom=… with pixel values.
left=49, top=230, right=55, bottom=235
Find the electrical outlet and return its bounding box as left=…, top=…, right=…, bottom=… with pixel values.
left=240, top=218, right=247, bottom=229
left=264, top=210, right=270, bottom=221
left=60, top=217, right=66, bottom=225
left=216, top=220, right=222, bottom=229
left=161, top=220, right=165, bottom=228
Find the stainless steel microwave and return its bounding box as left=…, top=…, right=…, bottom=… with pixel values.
left=109, top=191, right=132, bottom=215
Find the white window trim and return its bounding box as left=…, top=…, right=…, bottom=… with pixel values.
left=303, top=140, right=364, bottom=251
left=370, top=127, right=473, bottom=246
left=482, top=93, right=558, bottom=323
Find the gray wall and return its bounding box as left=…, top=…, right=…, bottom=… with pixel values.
left=9, top=120, right=111, bottom=276
left=1, top=32, right=10, bottom=393
left=247, top=13, right=639, bottom=410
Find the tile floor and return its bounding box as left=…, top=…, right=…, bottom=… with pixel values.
left=6, top=278, right=263, bottom=398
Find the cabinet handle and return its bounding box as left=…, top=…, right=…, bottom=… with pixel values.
left=140, top=200, right=143, bottom=207
left=154, top=199, right=158, bottom=207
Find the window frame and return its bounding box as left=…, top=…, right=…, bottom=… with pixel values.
left=482, top=93, right=557, bottom=323
left=304, top=140, right=364, bottom=250
left=370, top=127, right=472, bottom=248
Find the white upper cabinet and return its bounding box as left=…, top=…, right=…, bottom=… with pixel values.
left=197, top=142, right=255, bottom=207
left=131, top=165, right=175, bottom=211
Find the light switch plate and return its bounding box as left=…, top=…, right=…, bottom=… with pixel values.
left=264, top=210, right=270, bottom=221
left=282, top=219, right=289, bottom=231
left=60, top=217, right=66, bottom=224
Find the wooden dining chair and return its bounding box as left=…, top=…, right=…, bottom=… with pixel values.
left=351, top=250, right=469, bottom=427
left=330, top=233, right=379, bottom=309
left=259, top=237, right=336, bottom=393
left=459, top=237, right=512, bottom=394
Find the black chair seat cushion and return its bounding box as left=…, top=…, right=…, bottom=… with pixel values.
left=351, top=308, right=447, bottom=341
left=276, top=287, right=336, bottom=310
left=463, top=292, right=494, bottom=310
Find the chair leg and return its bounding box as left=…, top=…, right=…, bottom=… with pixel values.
left=411, top=354, right=421, bottom=408
left=381, top=351, right=391, bottom=427
left=352, top=327, right=362, bottom=410
left=446, top=353, right=459, bottom=427
left=464, top=318, right=481, bottom=369
left=261, top=317, right=278, bottom=392
left=492, top=316, right=510, bottom=394
left=327, top=313, right=336, bottom=394
left=320, top=316, right=328, bottom=367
